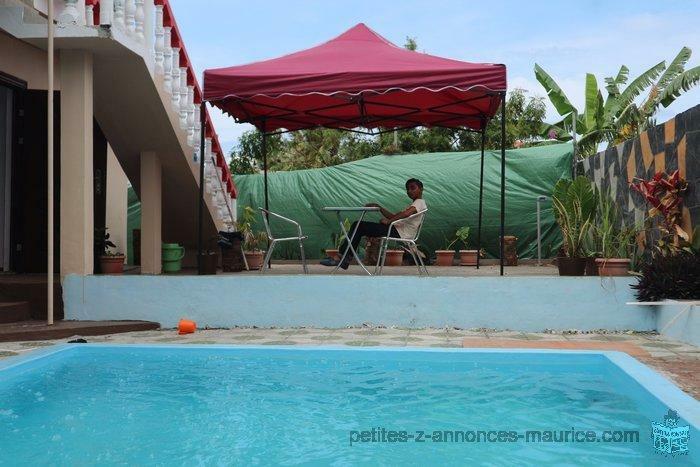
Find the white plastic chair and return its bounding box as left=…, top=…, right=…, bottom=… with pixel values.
left=375, top=209, right=428, bottom=276
left=259, top=208, right=308, bottom=274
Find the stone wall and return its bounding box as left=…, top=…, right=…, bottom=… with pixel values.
left=583, top=104, right=700, bottom=243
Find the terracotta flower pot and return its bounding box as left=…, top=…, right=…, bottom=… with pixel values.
left=99, top=255, right=125, bottom=274
left=384, top=250, right=404, bottom=266
left=459, top=250, right=478, bottom=266
left=556, top=257, right=586, bottom=276
left=596, top=258, right=631, bottom=276
left=245, top=251, right=265, bottom=270
left=435, top=250, right=455, bottom=266
left=325, top=249, right=339, bottom=259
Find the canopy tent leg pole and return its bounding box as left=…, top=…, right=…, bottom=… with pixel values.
left=476, top=127, right=485, bottom=269
left=197, top=101, right=206, bottom=275
left=262, top=124, right=271, bottom=268
left=499, top=92, right=506, bottom=276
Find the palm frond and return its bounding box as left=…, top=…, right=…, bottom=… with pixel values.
left=534, top=64, right=577, bottom=116
left=659, top=65, right=700, bottom=107
left=658, top=47, right=692, bottom=90
left=642, top=47, right=692, bottom=114
left=608, top=61, right=666, bottom=119
left=584, top=73, right=601, bottom=131
left=604, top=65, right=629, bottom=113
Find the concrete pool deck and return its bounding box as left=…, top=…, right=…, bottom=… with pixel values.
left=0, top=327, right=697, bottom=400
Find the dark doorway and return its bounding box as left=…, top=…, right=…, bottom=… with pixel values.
left=10, top=89, right=61, bottom=273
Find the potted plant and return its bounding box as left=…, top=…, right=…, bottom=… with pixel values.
left=383, top=248, right=405, bottom=266
left=326, top=218, right=351, bottom=260
left=238, top=206, right=267, bottom=270
left=95, top=228, right=125, bottom=274
left=435, top=235, right=456, bottom=266
left=552, top=176, right=596, bottom=276
left=592, top=189, right=637, bottom=276
left=243, top=231, right=268, bottom=270
left=596, top=226, right=637, bottom=276
left=446, top=227, right=481, bottom=266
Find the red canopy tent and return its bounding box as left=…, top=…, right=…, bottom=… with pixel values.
left=200, top=23, right=509, bottom=273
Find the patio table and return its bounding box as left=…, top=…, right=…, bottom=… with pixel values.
left=322, top=206, right=380, bottom=275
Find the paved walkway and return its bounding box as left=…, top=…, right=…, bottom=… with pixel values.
left=0, top=328, right=696, bottom=399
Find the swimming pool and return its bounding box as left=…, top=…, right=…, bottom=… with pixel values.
left=0, top=345, right=697, bottom=465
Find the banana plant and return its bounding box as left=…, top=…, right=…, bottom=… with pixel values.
left=535, top=46, right=700, bottom=157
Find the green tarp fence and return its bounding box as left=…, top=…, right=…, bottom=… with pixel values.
left=234, top=143, right=573, bottom=260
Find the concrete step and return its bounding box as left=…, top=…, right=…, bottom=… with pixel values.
left=0, top=320, right=160, bottom=342
left=0, top=301, right=31, bottom=324
left=0, top=276, right=63, bottom=320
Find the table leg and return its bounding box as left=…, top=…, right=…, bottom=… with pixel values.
left=332, top=211, right=373, bottom=275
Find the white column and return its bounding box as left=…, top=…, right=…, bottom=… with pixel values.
left=99, top=0, right=113, bottom=26
left=186, top=85, right=195, bottom=142
left=85, top=5, right=95, bottom=26
left=170, top=59, right=180, bottom=108
left=178, top=67, right=188, bottom=128
left=193, top=104, right=201, bottom=157
left=135, top=0, right=145, bottom=42
left=140, top=151, right=162, bottom=274
left=58, top=0, right=81, bottom=24
left=153, top=5, right=164, bottom=75
left=60, top=50, right=94, bottom=276
left=125, top=0, right=136, bottom=34
left=162, top=27, right=172, bottom=91
left=144, top=0, right=155, bottom=60
left=114, top=0, right=125, bottom=29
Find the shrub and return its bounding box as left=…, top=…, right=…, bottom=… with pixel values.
left=632, top=251, right=700, bottom=301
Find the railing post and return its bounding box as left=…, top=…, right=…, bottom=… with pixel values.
left=154, top=5, right=164, bottom=75
left=170, top=49, right=180, bottom=107
left=134, top=0, right=144, bottom=42
left=186, top=85, right=195, bottom=144
left=143, top=0, right=155, bottom=62
left=193, top=105, right=201, bottom=160
left=99, top=0, right=113, bottom=26
left=162, top=27, right=172, bottom=91
left=125, top=0, right=136, bottom=34
left=114, top=0, right=125, bottom=29
left=85, top=4, right=95, bottom=26
left=58, top=0, right=81, bottom=24
left=178, top=67, right=188, bottom=128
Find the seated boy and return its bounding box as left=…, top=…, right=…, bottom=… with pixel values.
left=321, top=178, right=427, bottom=269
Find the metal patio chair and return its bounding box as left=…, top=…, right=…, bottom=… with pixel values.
left=375, top=209, right=428, bottom=276
left=259, top=208, right=308, bottom=274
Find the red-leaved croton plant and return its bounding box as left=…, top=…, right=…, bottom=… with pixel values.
left=630, top=170, right=688, bottom=252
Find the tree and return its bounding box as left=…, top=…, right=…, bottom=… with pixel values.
left=535, top=46, right=700, bottom=157
left=228, top=130, right=283, bottom=174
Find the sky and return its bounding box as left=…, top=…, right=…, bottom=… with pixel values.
left=169, top=0, right=700, bottom=154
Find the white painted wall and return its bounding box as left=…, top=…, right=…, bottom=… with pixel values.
left=63, top=275, right=655, bottom=332
left=106, top=145, right=128, bottom=259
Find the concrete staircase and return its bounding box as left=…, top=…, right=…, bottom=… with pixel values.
left=0, top=276, right=63, bottom=322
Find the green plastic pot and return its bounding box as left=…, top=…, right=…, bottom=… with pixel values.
left=162, top=243, right=185, bottom=273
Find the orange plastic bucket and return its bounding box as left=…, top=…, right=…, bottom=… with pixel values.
left=178, top=319, right=197, bottom=334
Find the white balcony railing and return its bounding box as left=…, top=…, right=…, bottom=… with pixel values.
left=49, top=0, right=236, bottom=229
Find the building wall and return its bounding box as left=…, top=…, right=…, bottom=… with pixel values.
left=0, top=30, right=61, bottom=90
left=583, top=104, right=699, bottom=244
left=106, top=146, right=128, bottom=261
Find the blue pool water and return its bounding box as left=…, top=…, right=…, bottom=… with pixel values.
left=0, top=345, right=697, bottom=465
